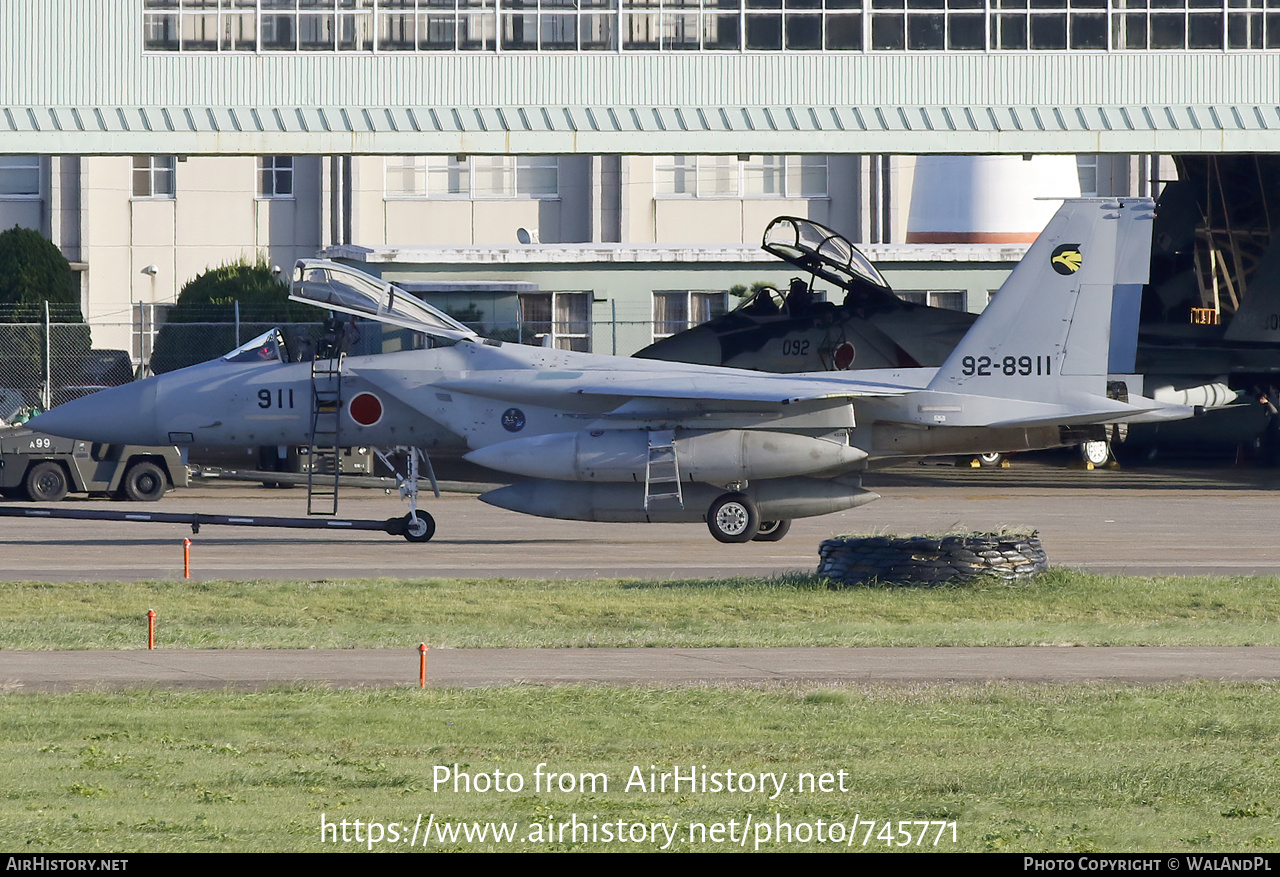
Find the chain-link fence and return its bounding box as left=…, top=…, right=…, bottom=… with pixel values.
left=0, top=305, right=96, bottom=425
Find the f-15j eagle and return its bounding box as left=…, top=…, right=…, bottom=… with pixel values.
left=31, top=198, right=1190, bottom=543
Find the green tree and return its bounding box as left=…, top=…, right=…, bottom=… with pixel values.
left=150, top=259, right=299, bottom=373
left=0, top=225, right=89, bottom=408
left=728, top=280, right=777, bottom=300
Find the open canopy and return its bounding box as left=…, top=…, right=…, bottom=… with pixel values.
left=761, top=216, right=892, bottom=296
left=290, top=259, right=479, bottom=343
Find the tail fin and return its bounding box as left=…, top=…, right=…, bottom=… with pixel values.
left=1223, top=241, right=1280, bottom=343
left=927, top=198, right=1154, bottom=403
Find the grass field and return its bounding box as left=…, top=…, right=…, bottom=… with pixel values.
left=2, top=569, right=1279, bottom=650
left=4, top=570, right=1280, bottom=853
left=3, top=684, right=1279, bottom=852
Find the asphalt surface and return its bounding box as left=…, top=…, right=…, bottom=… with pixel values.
left=5, top=459, right=1280, bottom=691
left=3, top=460, right=1280, bottom=581
left=5, top=647, right=1280, bottom=692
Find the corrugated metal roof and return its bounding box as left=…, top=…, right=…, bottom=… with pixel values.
left=2, top=103, right=1278, bottom=153
left=2, top=103, right=1272, bottom=135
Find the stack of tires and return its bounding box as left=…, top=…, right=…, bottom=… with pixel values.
left=817, top=533, right=1048, bottom=586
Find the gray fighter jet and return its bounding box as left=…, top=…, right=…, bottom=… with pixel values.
left=637, top=215, right=977, bottom=373
left=642, top=183, right=1280, bottom=465
left=31, top=198, right=1187, bottom=543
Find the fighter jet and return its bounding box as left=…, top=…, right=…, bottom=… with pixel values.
left=31, top=198, right=1186, bottom=543
left=637, top=214, right=978, bottom=373
left=641, top=183, right=1280, bottom=465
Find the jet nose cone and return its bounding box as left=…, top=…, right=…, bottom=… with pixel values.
left=28, top=380, right=161, bottom=445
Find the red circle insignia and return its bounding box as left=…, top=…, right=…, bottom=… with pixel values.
left=349, top=392, right=383, bottom=426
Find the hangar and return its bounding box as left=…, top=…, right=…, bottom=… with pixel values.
left=0, top=1, right=1275, bottom=365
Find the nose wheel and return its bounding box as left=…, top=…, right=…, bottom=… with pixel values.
left=401, top=511, right=436, bottom=543
left=707, top=492, right=759, bottom=543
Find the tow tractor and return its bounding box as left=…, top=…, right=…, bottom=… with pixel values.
left=0, top=427, right=187, bottom=502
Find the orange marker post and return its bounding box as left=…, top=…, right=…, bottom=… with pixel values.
left=183, top=538, right=191, bottom=579
left=147, top=609, right=156, bottom=650
left=419, top=643, right=429, bottom=688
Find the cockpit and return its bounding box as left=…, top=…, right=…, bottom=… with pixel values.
left=222, top=328, right=289, bottom=364
left=290, top=260, right=478, bottom=343
left=760, top=217, right=894, bottom=308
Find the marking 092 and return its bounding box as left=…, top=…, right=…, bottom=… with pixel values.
left=961, top=355, right=1052, bottom=377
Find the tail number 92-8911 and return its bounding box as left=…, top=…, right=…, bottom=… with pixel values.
left=961, top=355, right=1052, bottom=377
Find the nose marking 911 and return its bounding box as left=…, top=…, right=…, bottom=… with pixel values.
left=257, top=388, right=296, bottom=409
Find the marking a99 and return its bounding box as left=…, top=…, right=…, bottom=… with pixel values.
left=961, top=355, right=1052, bottom=377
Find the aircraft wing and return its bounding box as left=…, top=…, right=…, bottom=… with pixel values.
left=972, top=393, right=1194, bottom=428
left=434, top=368, right=914, bottom=407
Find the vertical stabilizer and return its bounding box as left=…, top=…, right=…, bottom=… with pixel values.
left=1222, top=241, right=1280, bottom=343
left=926, top=198, right=1154, bottom=403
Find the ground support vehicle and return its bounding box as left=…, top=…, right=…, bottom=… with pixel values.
left=0, top=427, right=187, bottom=502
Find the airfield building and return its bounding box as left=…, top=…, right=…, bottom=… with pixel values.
left=0, top=1, right=1269, bottom=362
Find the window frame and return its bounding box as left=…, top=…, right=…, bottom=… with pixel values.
left=518, top=290, right=592, bottom=350
left=140, top=0, right=1279, bottom=53
left=652, top=289, right=730, bottom=340
left=895, top=289, right=967, bottom=311
left=383, top=155, right=559, bottom=200
left=132, top=155, right=177, bottom=200
left=654, top=155, right=829, bottom=200
left=258, top=156, right=296, bottom=199
left=0, top=155, right=41, bottom=200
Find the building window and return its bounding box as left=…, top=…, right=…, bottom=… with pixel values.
left=653, top=290, right=729, bottom=339
left=141, top=0, right=1280, bottom=52
left=655, top=156, right=828, bottom=199
left=384, top=156, right=557, bottom=199
left=518, top=291, right=591, bottom=351
left=132, top=302, right=173, bottom=369
left=1077, top=155, right=1099, bottom=197
left=385, top=156, right=429, bottom=197
left=132, top=156, right=176, bottom=198
left=259, top=156, right=295, bottom=198
left=0, top=156, right=40, bottom=199
left=896, top=289, right=966, bottom=311
left=473, top=156, right=559, bottom=198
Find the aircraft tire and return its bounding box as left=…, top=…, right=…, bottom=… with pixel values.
left=121, top=461, right=167, bottom=502
left=977, top=452, right=1005, bottom=468
left=707, top=492, right=759, bottom=543
left=1080, top=440, right=1111, bottom=466
left=25, top=462, right=69, bottom=503
left=402, top=511, right=436, bottom=543
left=752, top=519, right=792, bottom=542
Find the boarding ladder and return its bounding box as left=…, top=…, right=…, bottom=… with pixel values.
left=644, top=429, right=684, bottom=510
left=306, top=353, right=344, bottom=515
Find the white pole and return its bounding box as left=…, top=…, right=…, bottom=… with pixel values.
left=42, top=300, right=52, bottom=410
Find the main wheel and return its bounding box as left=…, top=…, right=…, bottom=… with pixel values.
left=120, top=461, right=167, bottom=502
left=25, top=462, right=69, bottom=502
left=977, top=452, right=1005, bottom=468
left=707, top=492, right=759, bottom=543
left=402, top=511, right=436, bottom=543
left=752, top=519, right=792, bottom=542
left=1080, top=440, right=1111, bottom=466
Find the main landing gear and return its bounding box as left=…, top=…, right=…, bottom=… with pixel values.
left=706, top=491, right=792, bottom=544
left=374, top=446, right=440, bottom=543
